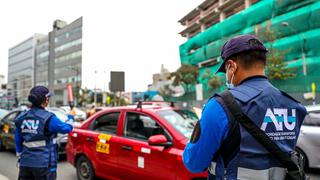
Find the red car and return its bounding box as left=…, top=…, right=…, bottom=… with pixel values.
left=66, top=104, right=207, bottom=180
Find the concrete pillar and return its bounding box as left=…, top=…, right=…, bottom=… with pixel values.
left=48, top=30, right=56, bottom=106
left=219, top=0, right=224, bottom=6
left=220, top=12, right=226, bottom=22
left=201, top=24, right=206, bottom=32
left=245, top=0, right=251, bottom=8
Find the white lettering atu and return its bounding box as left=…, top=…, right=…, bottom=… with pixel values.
left=261, top=108, right=296, bottom=131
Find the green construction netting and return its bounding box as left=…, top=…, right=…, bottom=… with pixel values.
left=310, top=2, right=320, bottom=29
left=205, top=40, right=224, bottom=59
left=305, top=29, right=320, bottom=57
left=180, top=0, right=320, bottom=66
left=272, top=0, right=317, bottom=16
left=178, top=0, right=320, bottom=96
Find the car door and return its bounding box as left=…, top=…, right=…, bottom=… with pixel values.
left=117, top=111, right=177, bottom=180
left=297, top=111, right=320, bottom=167
left=85, top=111, right=123, bottom=179
left=1, top=111, right=20, bottom=149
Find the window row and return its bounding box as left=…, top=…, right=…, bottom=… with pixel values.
left=55, top=50, right=81, bottom=64
left=54, top=27, right=82, bottom=43
left=55, top=38, right=82, bottom=53
left=54, top=75, right=81, bottom=85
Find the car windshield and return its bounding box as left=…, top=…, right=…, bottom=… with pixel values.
left=157, top=109, right=198, bottom=139
left=0, top=109, right=9, bottom=120
left=47, top=108, right=68, bottom=122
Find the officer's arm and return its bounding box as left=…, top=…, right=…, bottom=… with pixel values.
left=14, top=128, right=23, bottom=154
left=183, top=99, right=229, bottom=173
left=48, top=115, right=73, bottom=134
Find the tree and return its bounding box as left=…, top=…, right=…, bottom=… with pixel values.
left=201, top=68, right=222, bottom=89
left=171, top=64, right=199, bottom=93
left=256, top=28, right=297, bottom=80
left=78, top=88, right=92, bottom=106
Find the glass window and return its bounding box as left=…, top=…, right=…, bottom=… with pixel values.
left=124, top=112, right=168, bottom=141
left=90, top=112, right=120, bottom=134
left=4, top=111, right=20, bottom=124
left=157, top=110, right=197, bottom=139
left=55, top=39, right=82, bottom=53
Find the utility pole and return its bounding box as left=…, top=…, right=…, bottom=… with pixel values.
left=94, top=70, right=97, bottom=104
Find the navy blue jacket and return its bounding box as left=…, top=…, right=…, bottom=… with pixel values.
left=15, top=107, right=73, bottom=168
left=183, top=76, right=307, bottom=180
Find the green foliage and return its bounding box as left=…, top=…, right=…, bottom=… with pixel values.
left=78, top=88, right=92, bottom=106
left=266, top=48, right=297, bottom=79
left=158, top=84, right=174, bottom=97
left=201, top=68, right=222, bottom=89
left=257, top=29, right=297, bottom=80
left=171, top=64, right=199, bottom=92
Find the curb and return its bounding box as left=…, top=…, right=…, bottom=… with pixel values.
left=0, top=174, right=9, bottom=180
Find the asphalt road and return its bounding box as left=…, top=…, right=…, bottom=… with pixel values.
left=0, top=151, right=76, bottom=180
left=0, top=151, right=319, bottom=180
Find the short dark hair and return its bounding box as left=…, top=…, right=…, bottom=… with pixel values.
left=229, top=50, right=267, bottom=69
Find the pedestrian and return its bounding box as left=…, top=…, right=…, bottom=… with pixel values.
left=14, top=86, right=73, bottom=180
left=86, top=104, right=96, bottom=118
left=69, top=103, right=76, bottom=117
left=182, top=35, right=307, bottom=180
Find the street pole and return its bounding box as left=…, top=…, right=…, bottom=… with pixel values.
left=281, top=22, right=307, bottom=76
left=94, top=70, right=97, bottom=105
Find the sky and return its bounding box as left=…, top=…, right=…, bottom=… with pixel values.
left=0, top=0, right=203, bottom=92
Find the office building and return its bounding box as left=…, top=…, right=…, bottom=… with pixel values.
left=8, top=34, right=45, bottom=103
left=35, top=17, right=82, bottom=106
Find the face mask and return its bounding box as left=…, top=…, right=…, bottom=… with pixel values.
left=225, top=63, right=237, bottom=88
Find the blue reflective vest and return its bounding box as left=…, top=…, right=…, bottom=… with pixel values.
left=15, top=107, right=58, bottom=168
left=209, top=77, right=307, bottom=180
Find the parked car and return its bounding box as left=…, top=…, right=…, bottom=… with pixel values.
left=60, top=106, right=86, bottom=121
left=296, top=104, right=320, bottom=169
left=0, top=108, right=72, bottom=155
left=0, top=109, right=9, bottom=120
left=66, top=104, right=207, bottom=180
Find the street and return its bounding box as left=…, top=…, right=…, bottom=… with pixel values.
left=0, top=151, right=76, bottom=180
left=0, top=151, right=320, bottom=180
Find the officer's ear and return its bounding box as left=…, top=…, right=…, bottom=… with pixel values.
left=225, top=60, right=237, bottom=73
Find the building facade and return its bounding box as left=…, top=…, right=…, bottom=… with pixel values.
left=178, top=0, right=320, bottom=105
left=8, top=34, right=45, bottom=104
left=179, top=0, right=259, bottom=39
left=35, top=17, right=82, bottom=106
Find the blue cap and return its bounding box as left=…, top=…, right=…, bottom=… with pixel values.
left=216, top=34, right=268, bottom=73
left=28, top=86, right=53, bottom=105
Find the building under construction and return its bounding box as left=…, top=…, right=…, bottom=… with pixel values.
left=178, top=0, right=320, bottom=104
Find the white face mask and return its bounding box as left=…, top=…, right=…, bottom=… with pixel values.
left=225, top=63, right=237, bottom=88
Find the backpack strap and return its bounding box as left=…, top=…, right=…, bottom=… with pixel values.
left=218, top=90, right=303, bottom=179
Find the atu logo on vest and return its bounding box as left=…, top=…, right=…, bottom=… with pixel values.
left=21, top=119, right=40, bottom=134
left=261, top=108, right=296, bottom=131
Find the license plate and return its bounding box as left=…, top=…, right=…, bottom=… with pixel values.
left=3, top=125, right=9, bottom=133
left=96, top=142, right=110, bottom=154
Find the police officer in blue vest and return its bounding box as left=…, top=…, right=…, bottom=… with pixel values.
left=183, top=35, right=307, bottom=180
left=15, top=86, right=73, bottom=180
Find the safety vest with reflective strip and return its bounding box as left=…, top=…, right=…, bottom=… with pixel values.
left=209, top=77, right=306, bottom=180
left=15, top=107, right=57, bottom=168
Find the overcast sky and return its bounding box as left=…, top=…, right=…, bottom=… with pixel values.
left=0, top=0, right=203, bottom=91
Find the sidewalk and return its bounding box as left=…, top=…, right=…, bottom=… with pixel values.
left=0, top=174, right=9, bottom=180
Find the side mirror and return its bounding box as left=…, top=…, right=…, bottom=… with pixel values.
left=148, top=135, right=172, bottom=147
